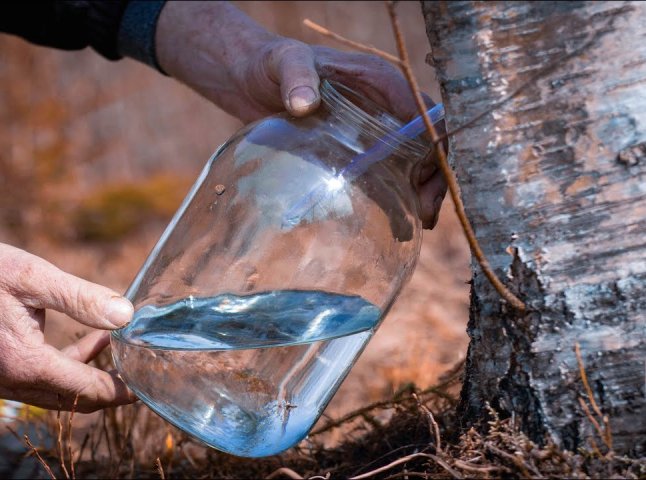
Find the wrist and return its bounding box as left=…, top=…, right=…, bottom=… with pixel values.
left=155, top=1, right=276, bottom=81
left=117, top=0, right=168, bottom=73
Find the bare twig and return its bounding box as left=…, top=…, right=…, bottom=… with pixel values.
left=310, top=397, right=401, bottom=436
left=303, top=19, right=402, bottom=65
left=578, top=398, right=607, bottom=449
left=575, top=342, right=613, bottom=450
left=603, top=414, right=613, bottom=451
left=349, top=452, right=463, bottom=479
left=56, top=399, right=70, bottom=480
left=265, top=467, right=305, bottom=479
left=453, top=459, right=506, bottom=473
left=485, top=443, right=542, bottom=478
left=312, top=361, right=459, bottom=436
left=305, top=4, right=526, bottom=311
left=68, top=395, right=78, bottom=480
left=24, top=434, right=57, bottom=480
left=5, top=425, right=22, bottom=442
left=385, top=0, right=526, bottom=312
left=426, top=454, right=464, bottom=479
left=413, top=393, right=441, bottom=454
left=154, top=457, right=165, bottom=480
left=588, top=436, right=603, bottom=457
left=383, top=472, right=436, bottom=479
left=349, top=444, right=433, bottom=478
left=309, top=474, right=331, bottom=480
left=574, top=343, right=603, bottom=418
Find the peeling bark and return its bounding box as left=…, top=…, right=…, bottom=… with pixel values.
left=422, top=1, right=645, bottom=455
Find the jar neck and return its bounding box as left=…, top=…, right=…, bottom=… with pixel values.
left=319, top=80, right=429, bottom=175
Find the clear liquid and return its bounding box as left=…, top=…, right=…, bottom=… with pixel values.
left=111, top=291, right=381, bottom=457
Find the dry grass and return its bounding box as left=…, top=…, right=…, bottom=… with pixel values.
left=7, top=358, right=644, bottom=479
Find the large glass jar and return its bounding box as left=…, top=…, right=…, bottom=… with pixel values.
left=111, top=80, right=433, bottom=457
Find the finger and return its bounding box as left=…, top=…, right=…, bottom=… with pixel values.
left=314, top=47, right=409, bottom=116
left=3, top=247, right=132, bottom=329
left=0, top=385, right=78, bottom=411
left=33, top=347, right=136, bottom=413
left=312, top=47, right=444, bottom=129
left=269, top=41, right=320, bottom=116
left=0, top=373, right=138, bottom=413
left=417, top=169, right=448, bottom=230
left=62, top=330, right=111, bottom=363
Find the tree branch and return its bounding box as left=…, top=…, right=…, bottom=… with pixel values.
left=304, top=5, right=526, bottom=312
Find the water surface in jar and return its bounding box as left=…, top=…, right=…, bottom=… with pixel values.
left=111, top=290, right=381, bottom=457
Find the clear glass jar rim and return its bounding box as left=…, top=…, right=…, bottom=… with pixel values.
left=320, top=80, right=430, bottom=159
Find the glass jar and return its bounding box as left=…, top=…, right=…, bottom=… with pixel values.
left=111, top=80, right=433, bottom=457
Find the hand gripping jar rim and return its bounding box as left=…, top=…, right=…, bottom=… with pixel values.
left=319, top=79, right=431, bottom=161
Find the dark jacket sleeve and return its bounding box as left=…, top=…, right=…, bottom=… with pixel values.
left=0, top=1, right=129, bottom=60
left=0, top=1, right=167, bottom=71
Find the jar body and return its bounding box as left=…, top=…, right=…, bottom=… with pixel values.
left=111, top=82, right=424, bottom=457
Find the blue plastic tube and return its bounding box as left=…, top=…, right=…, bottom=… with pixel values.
left=282, top=103, right=445, bottom=228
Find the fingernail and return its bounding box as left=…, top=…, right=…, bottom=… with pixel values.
left=431, top=196, right=444, bottom=229
left=288, top=86, right=319, bottom=113
left=105, top=296, right=133, bottom=327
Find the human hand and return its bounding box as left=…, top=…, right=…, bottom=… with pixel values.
left=0, top=243, right=136, bottom=413
left=155, top=1, right=447, bottom=229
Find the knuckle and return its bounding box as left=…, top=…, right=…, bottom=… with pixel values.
left=363, top=53, right=393, bottom=70
left=70, top=280, right=89, bottom=317
left=0, top=251, right=52, bottom=306
left=52, top=367, right=89, bottom=399
left=6, top=257, right=38, bottom=298
left=273, top=38, right=309, bottom=55
left=76, top=370, right=114, bottom=410
left=54, top=275, right=99, bottom=320
left=271, top=38, right=313, bottom=66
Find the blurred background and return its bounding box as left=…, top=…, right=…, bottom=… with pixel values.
left=0, top=0, right=469, bottom=434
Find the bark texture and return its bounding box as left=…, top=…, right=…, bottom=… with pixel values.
left=422, top=1, right=645, bottom=455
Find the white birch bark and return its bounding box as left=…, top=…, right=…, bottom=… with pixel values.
left=423, top=0, right=645, bottom=454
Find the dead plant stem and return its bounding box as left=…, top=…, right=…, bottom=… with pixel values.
left=56, top=400, right=70, bottom=480
left=266, top=467, right=304, bottom=479
left=574, top=343, right=603, bottom=418
left=413, top=393, right=441, bottom=454
left=304, top=6, right=526, bottom=311
left=302, top=19, right=402, bottom=65
left=68, top=395, right=78, bottom=480
left=24, top=434, right=57, bottom=480
left=154, top=457, right=165, bottom=479
left=575, top=342, right=613, bottom=450
left=578, top=398, right=607, bottom=449
left=383, top=472, right=433, bottom=479
left=453, top=459, right=505, bottom=474
left=349, top=452, right=462, bottom=480
left=385, top=0, right=525, bottom=311
left=485, top=443, right=540, bottom=478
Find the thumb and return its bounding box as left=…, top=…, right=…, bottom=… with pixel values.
left=270, top=41, right=321, bottom=116
left=4, top=247, right=133, bottom=329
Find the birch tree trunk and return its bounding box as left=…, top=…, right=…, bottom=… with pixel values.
left=422, top=1, right=645, bottom=455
